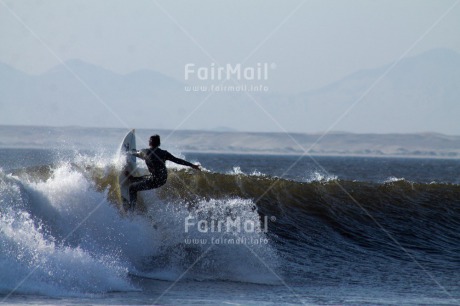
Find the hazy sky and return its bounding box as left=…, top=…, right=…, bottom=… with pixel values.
left=1, top=0, right=459, bottom=93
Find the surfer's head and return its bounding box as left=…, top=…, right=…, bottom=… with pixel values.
left=149, top=135, right=161, bottom=148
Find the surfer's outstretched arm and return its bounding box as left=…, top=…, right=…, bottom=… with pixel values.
left=167, top=153, right=201, bottom=171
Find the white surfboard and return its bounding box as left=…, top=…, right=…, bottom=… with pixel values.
left=118, top=129, right=136, bottom=211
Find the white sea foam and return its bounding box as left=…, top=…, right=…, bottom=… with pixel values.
left=0, top=166, right=140, bottom=297
left=227, top=166, right=244, bottom=175
left=0, top=153, right=280, bottom=298
left=305, top=171, right=338, bottom=182
left=139, top=195, right=280, bottom=284
left=384, top=176, right=406, bottom=183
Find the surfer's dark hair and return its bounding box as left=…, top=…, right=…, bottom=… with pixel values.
left=149, top=135, right=160, bottom=148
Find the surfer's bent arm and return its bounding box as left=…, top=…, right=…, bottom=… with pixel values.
left=129, top=149, right=145, bottom=159
left=166, top=152, right=200, bottom=170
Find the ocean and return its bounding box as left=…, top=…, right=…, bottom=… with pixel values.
left=1, top=143, right=459, bottom=305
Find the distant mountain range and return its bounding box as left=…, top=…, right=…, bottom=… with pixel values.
left=293, top=49, right=460, bottom=134
left=0, top=59, right=185, bottom=129
left=1, top=48, right=459, bottom=134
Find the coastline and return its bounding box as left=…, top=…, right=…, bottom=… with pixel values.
left=1, top=124, right=459, bottom=160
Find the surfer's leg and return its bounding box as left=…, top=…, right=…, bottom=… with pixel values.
left=150, top=175, right=167, bottom=189
left=128, top=182, right=142, bottom=209
left=125, top=173, right=144, bottom=183
left=128, top=177, right=156, bottom=209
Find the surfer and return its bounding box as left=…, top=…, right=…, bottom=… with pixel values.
left=126, top=134, right=200, bottom=210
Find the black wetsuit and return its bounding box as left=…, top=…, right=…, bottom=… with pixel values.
left=128, top=148, right=195, bottom=209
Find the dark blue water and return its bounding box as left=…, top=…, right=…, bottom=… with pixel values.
left=187, top=152, right=460, bottom=184
left=1, top=149, right=459, bottom=305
